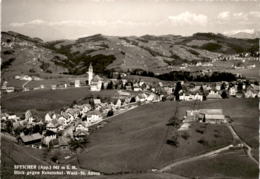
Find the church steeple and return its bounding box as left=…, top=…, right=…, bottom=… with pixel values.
left=88, top=63, right=93, bottom=73
left=88, top=63, right=93, bottom=85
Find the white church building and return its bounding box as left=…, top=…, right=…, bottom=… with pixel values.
left=87, top=63, right=103, bottom=91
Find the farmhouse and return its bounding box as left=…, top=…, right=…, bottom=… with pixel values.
left=19, top=133, right=43, bottom=145
left=184, top=109, right=227, bottom=124
left=199, top=109, right=227, bottom=124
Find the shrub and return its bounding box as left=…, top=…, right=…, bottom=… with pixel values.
left=130, top=97, right=136, bottom=103
left=107, top=110, right=114, bottom=117
left=197, top=138, right=208, bottom=146
left=195, top=129, right=204, bottom=134
left=29, top=68, right=36, bottom=73
left=181, top=132, right=190, bottom=140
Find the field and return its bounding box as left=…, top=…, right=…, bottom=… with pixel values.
left=169, top=150, right=259, bottom=179
left=67, top=99, right=247, bottom=174
left=198, top=98, right=259, bottom=159
left=1, top=88, right=118, bottom=113
left=1, top=135, right=47, bottom=179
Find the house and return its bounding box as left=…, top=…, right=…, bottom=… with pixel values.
left=126, top=86, right=132, bottom=91
left=184, top=109, right=227, bottom=124
left=114, top=99, right=122, bottom=109
left=199, top=109, right=227, bottom=124
left=19, top=133, right=43, bottom=145
left=236, top=92, right=244, bottom=98
left=90, top=75, right=103, bottom=91
left=1, top=81, right=8, bottom=89
left=93, top=99, right=101, bottom=106
left=204, top=114, right=227, bottom=124
left=74, top=130, right=89, bottom=141
left=244, top=89, right=258, bottom=98
left=133, top=87, right=142, bottom=92
left=229, top=87, right=237, bottom=96
left=51, top=85, right=57, bottom=90
left=44, top=113, right=53, bottom=123
left=85, top=111, right=102, bottom=125
left=136, top=93, right=148, bottom=102
left=6, top=87, right=15, bottom=93
left=75, top=80, right=81, bottom=88
left=74, top=121, right=89, bottom=133
left=46, top=122, right=58, bottom=133
left=20, top=75, right=33, bottom=81
left=194, top=93, right=203, bottom=101
left=147, top=93, right=157, bottom=102
left=207, top=90, right=222, bottom=99
left=215, top=83, right=221, bottom=91
left=42, top=135, right=56, bottom=147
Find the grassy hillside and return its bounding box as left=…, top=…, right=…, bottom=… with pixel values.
left=1, top=31, right=68, bottom=81
left=1, top=89, right=117, bottom=113
left=1, top=136, right=46, bottom=179
left=2, top=31, right=259, bottom=78
left=170, top=150, right=259, bottom=179
left=183, top=32, right=259, bottom=54
left=71, top=100, right=245, bottom=173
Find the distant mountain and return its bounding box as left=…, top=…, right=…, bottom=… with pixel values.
left=228, top=31, right=260, bottom=39
left=1, top=31, right=259, bottom=79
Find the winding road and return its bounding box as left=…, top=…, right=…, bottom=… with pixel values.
left=226, top=123, right=259, bottom=165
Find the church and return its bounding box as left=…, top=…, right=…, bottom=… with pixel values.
left=87, top=63, right=103, bottom=91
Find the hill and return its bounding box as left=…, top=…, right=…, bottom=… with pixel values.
left=1, top=31, right=259, bottom=79
left=228, top=31, right=260, bottom=39
left=1, top=31, right=68, bottom=80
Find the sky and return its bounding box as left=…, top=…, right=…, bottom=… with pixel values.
left=2, top=0, right=260, bottom=41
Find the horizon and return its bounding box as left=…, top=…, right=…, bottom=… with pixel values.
left=2, top=0, right=260, bottom=41
left=2, top=30, right=240, bottom=42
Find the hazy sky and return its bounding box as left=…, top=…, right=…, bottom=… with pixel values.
left=2, top=0, right=260, bottom=41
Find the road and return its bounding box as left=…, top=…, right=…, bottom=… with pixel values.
left=22, top=80, right=31, bottom=90
left=226, top=123, right=259, bottom=165
left=159, top=144, right=233, bottom=172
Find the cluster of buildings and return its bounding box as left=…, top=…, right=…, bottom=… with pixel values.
left=215, top=52, right=260, bottom=62
left=178, top=109, right=228, bottom=131
left=1, top=86, right=162, bottom=150
left=177, top=80, right=259, bottom=102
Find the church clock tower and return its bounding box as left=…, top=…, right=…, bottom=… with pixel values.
left=88, top=63, right=93, bottom=85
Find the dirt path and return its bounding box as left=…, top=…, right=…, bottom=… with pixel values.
left=22, top=80, right=31, bottom=90
left=159, top=144, right=233, bottom=172
left=226, top=124, right=258, bottom=165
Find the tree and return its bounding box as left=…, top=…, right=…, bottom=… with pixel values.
left=174, top=82, right=182, bottom=101
left=5, top=121, right=13, bottom=134
left=107, top=109, right=114, bottom=117
left=167, top=116, right=181, bottom=127
left=107, top=81, right=113, bottom=89
left=237, top=82, right=243, bottom=92
left=199, top=85, right=204, bottom=93
left=101, top=82, right=104, bottom=90
left=221, top=90, right=228, bottom=99
left=221, top=83, right=226, bottom=90
left=130, top=97, right=136, bottom=103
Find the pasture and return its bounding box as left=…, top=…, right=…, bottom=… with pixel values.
left=1, top=88, right=118, bottom=113
left=72, top=99, right=251, bottom=173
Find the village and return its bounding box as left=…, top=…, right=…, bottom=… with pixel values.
left=1, top=65, right=259, bottom=153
